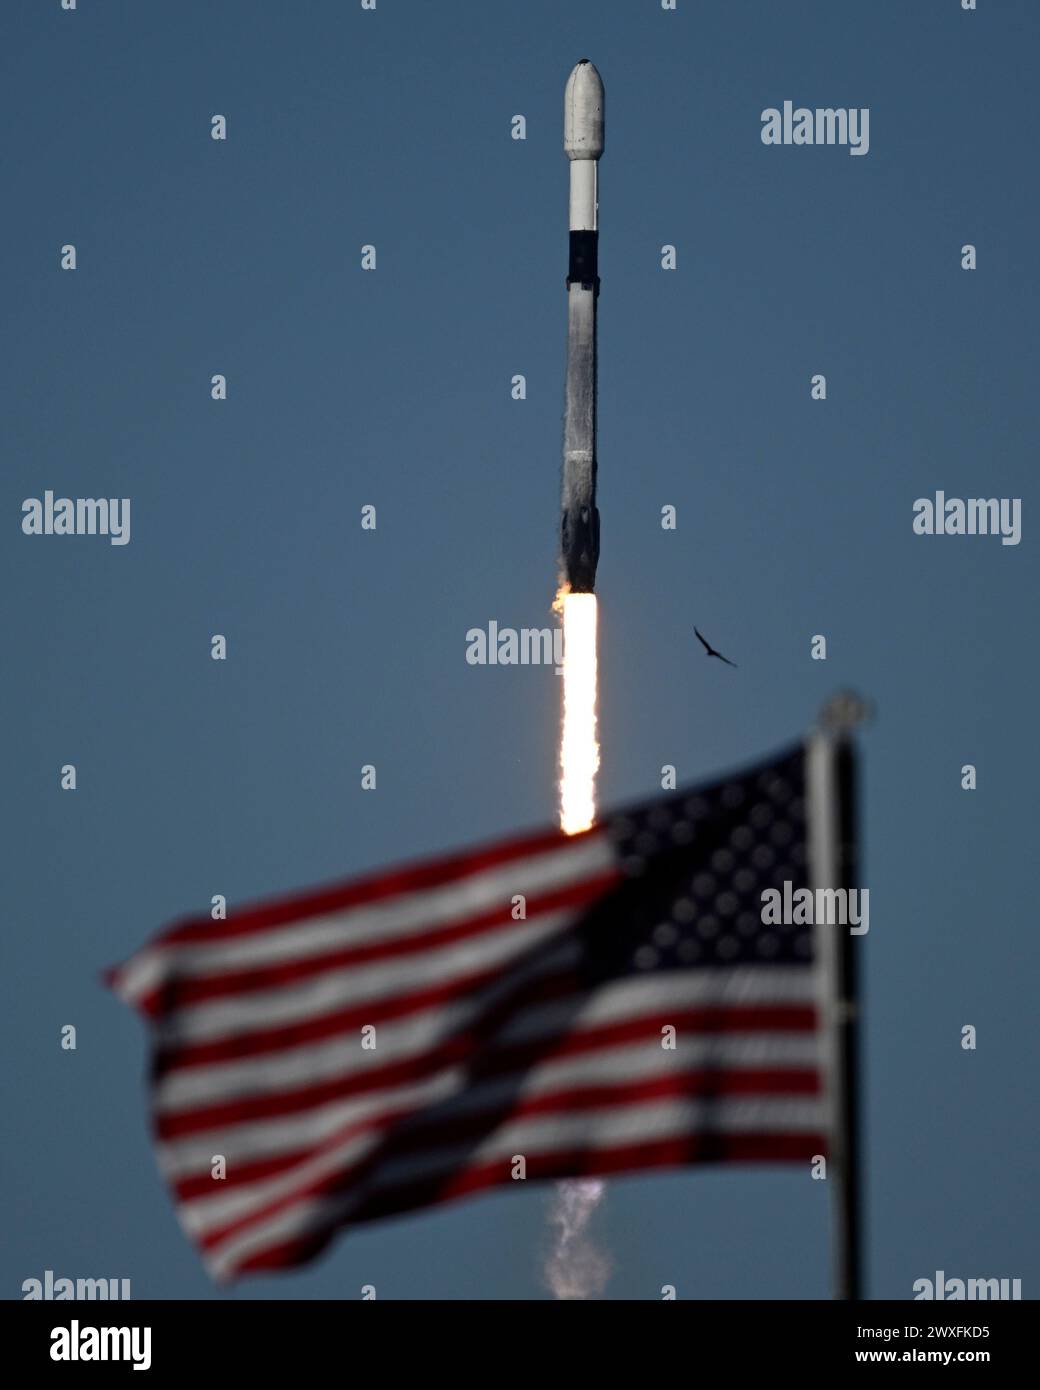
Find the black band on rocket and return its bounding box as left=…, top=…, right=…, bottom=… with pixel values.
left=567, top=231, right=599, bottom=289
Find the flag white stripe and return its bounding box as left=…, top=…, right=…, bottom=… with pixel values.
left=154, top=909, right=577, bottom=1047
left=205, top=1095, right=826, bottom=1278
left=158, top=971, right=816, bottom=1176
left=178, top=1033, right=822, bottom=1235
left=376, top=1098, right=825, bottom=1190
left=162, top=1022, right=820, bottom=1181
left=160, top=955, right=815, bottom=1054
left=157, top=940, right=585, bottom=1174
left=155, top=965, right=817, bottom=1114
left=116, top=834, right=614, bottom=1005
left=496, top=966, right=816, bottom=1044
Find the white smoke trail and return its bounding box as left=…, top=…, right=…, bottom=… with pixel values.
left=544, top=1178, right=612, bottom=1300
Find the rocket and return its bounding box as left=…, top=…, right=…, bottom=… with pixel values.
left=561, top=60, right=604, bottom=594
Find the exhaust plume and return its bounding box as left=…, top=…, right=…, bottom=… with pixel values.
left=557, top=591, right=600, bottom=835
left=546, top=588, right=609, bottom=1298
left=544, top=1178, right=611, bottom=1300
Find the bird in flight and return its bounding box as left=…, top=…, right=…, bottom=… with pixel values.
left=695, top=628, right=737, bottom=667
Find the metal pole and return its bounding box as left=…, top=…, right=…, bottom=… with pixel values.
left=808, top=691, right=868, bottom=1300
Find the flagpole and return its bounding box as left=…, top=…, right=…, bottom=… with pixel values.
left=808, top=691, right=868, bottom=1301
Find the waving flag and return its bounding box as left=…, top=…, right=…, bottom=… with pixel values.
left=109, top=743, right=827, bottom=1282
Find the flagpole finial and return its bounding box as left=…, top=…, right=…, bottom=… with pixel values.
left=817, top=689, right=873, bottom=736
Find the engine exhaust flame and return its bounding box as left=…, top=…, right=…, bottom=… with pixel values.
left=557, top=591, right=600, bottom=835
left=545, top=587, right=609, bottom=1298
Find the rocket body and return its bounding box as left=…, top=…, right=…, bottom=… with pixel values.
left=561, top=61, right=604, bottom=594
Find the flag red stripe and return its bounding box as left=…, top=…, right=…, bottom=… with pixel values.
left=174, top=1048, right=820, bottom=1201
left=155, top=958, right=582, bottom=1077
left=159, top=1002, right=818, bottom=1140
left=196, top=1069, right=822, bottom=1250
left=226, top=1131, right=827, bottom=1280
left=151, top=872, right=619, bottom=1012
left=156, top=826, right=583, bottom=947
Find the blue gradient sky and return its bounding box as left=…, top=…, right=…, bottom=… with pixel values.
left=4, top=0, right=1037, bottom=1299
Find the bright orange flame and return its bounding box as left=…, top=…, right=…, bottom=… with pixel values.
left=558, top=590, right=600, bottom=836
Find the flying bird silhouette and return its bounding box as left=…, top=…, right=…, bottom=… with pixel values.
left=695, top=628, right=737, bottom=668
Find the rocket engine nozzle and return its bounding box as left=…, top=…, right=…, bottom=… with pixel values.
left=561, top=504, right=600, bottom=594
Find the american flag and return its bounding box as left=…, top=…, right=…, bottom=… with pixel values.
left=109, top=744, right=827, bottom=1282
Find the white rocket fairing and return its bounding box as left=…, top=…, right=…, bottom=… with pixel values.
left=561, top=60, right=604, bottom=594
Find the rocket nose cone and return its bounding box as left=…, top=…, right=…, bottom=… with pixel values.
left=564, top=60, right=604, bottom=160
